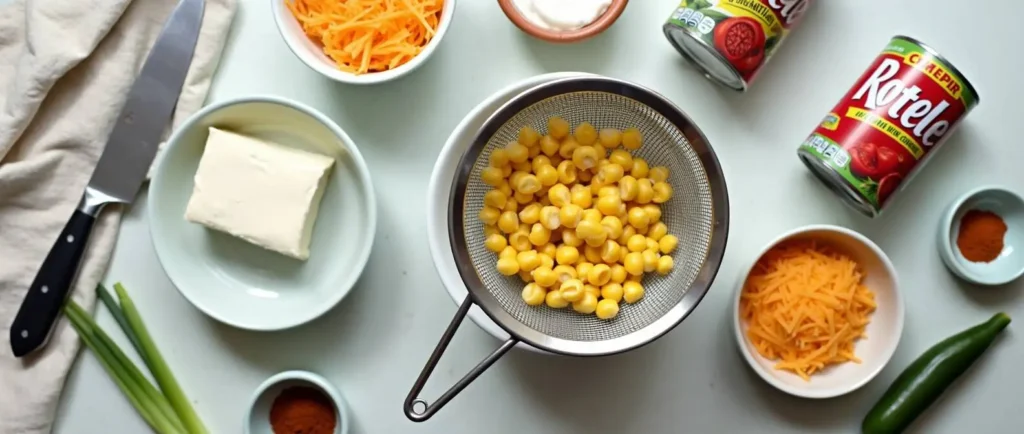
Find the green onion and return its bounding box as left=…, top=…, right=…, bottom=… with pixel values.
left=64, top=302, right=184, bottom=434
left=97, top=284, right=146, bottom=365
left=114, top=283, right=208, bottom=434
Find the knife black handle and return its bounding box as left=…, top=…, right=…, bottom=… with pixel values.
left=10, top=209, right=96, bottom=357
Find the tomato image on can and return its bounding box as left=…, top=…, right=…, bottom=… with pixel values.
left=663, top=0, right=813, bottom=91
left=798, top=36, right=980, bottom=218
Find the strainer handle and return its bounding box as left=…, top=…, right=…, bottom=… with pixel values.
left=404, top=296, right=518, bottom=422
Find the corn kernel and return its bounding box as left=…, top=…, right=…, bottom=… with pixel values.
left=508, top=231, right=531, bottom=252
left=556, top=161, right=577, bottom=184
left=576, top=220, right=606, bottom=244
left=484, top=225, right=500, bottom=237
left=618, top=225, right=637, bottom=245
left=636, top=179, right=654, bottom=204
left=628, top=207, right=650, bottom=230
left=601, top=217, right=624, bottom=240
left=601, top=283, right=624, bottom=303
left=509, top=171, right=527, bottom=188
left=484, top=190, right=507, bottom=209
left=649, top=166, right=669, bottom=183
left=577, top=170, right=593, bottom=183
left=572, top=292, right=598, bottom=314
left=503, top=199, right=519, bottom=213
left=533, top=165, right=557, bottom=187
left=598, top=128, right=622, bottom=148
left=580, top=244, right=599, bottom=264
left=513, top=191, right=533, bottom=205
left=558, top=204, right=583, bottom=229
left=574, top=122, right=598, bottom=146
left=644, top=224, right=666, bottom=243
left=600, top=240, right=622, bottom=264
left=516, top=250, right=541, bottom=273
left=555, top=244, right=579, bottom=265
left=623, top=281, right=644, bottom=303
left=558, top=137, right=580, bottom=159
left=484, top=233, right=507, bottom=253
left=515, top=161, right=534, bottom=174
left=659, top=234, right=679, bottom=254
left=618, top=176, right=638, bottom=201
left=583, top=209, right=603, bottom=225
left=561, top=228, right=583, bottom=247
left=585, top=284, right=601, bottom=299
left=539, top=196, right=552, bottom=207
left=531, top=266, right=558, bottom=288
left=596, top=195, right=622, bottom=216
left=587, top=263, right=612, bottom=286
left=521, top=283, right=546, bottom=306
left=619, top=245, right=630, bottom=264
left=497, top=258, right=520, bottom=276
left=538, top=253, right=554, bottom=270
left=593, top=144, right=607, bottom=160
left=641, top=249, right=659, bottom=273
left=489, top=149, right=510, bottom=168
left=528, top=224, right=551, bottom=246
left=575, top=261, right=593, bottom=279
left=624, top=252, right=644, bottom=276
left=517, top=126, right=540, bottom=147
left=528, top=146, right=541, bottom=158
left=572, top=146, right=599, bottom=170
left=570, top=185, right=593, bottom=209
left=617, top=203, right=628, bottom=222
left=481, top=167, right=504, bottom=187
left=622, top=128, right=643, bottom=150
left=502, top=165, right=513, bottom=177
left=608, top=150, right=633, bottom=171
left=517, top=204, right=540, bottom=225
left=479, top=206, right=501, bottom=225
left=506, top=142, right=529, bottom=164
left=643, top=204, right=662, bottom=223
left=515, top=174, right=541, bottom=195
left=540, top=243, right=557, bottom=259
left=545, top=290, right=569, bottom=309
left=627, top=234, right=647, bottom=252
left=653, top=181, right=673, bottom=203
left=610, top=265, right=627, bottom=284
left=500, top=246, right=518, bottom=260
left=656, top=255, right=674, bottom=275
left=547, top=183, right=570, bottom=208
left=540, top=206, right=562, bottom=230
left=540, top=135, right=560, bottom=156
left=496, top=180, right=512, bottom=198
left=595, top=298, right=619, bottom=319
left=553, top=265, right=578, bottom=283
left=519, top=269, right=534, bottom=283
left=598, top=164, right=625, bottom=186
left=548, top=117, right=570, bottom=140
left=631, top=158, right=649, bottom=178
left=560, top=279, right=585, bottom=302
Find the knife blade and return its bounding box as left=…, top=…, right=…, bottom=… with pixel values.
left=9, top=0, right=206, bottom=358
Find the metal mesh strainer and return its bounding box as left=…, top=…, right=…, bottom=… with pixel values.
left=406, top=77, right=729, bottom=422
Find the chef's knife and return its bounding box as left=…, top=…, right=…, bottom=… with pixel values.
left=9, top=0, right=206, bottom=357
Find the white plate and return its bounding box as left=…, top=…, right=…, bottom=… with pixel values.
left=149, top=96, right=376, bottom=331
left=731, top=225, right=904, bottom=399
left=426, top=72, right=594, bottom=354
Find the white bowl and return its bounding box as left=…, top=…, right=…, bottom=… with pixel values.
left=938, top=185, right=1024, bottom=286
left=426, top=72, right=594, bottom=354
left=245, top=370, right=350, bottom=434
left=731, top=225, right=904, bottom=399
left=271, top=0, right=456, bottom=85
left=149, top=96, right=377, bottom=330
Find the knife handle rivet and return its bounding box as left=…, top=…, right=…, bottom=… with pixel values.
left=20, top=330, right=27, bottom=339
left=41, top=285, right=49, bottom=294
left=66, top=235, right=75, bottom=243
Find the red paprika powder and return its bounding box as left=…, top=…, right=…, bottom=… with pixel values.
left=269, top=386, right=337, bottom=434
left=956, top=210, right=1007, bottom=263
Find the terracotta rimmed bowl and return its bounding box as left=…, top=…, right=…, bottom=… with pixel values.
left=497, top=0, right=629, bottom=43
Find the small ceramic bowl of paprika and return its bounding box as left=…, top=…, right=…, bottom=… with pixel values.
left=245, top=370, right=350, bottom=434
left=938, top=185, right=1024, bottom=286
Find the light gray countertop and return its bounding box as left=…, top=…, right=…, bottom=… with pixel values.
left=55, top=0, right=1024, bottom=432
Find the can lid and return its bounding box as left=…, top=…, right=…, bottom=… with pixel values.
left=798, top=150, right=878, bottom=218
left=663, top=26, right=746, bottom=91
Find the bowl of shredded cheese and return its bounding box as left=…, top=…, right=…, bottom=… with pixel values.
left=732, top=225, right=904, bottom=399
left=273, top=0, right=455, bottom=84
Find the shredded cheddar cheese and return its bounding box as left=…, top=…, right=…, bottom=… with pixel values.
left=740, top=241, right=877, bottom=380
left=286, top=0, right=444, bottom=75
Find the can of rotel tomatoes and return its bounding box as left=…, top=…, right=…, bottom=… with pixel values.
left=798, top=36, right=980, bottom=218
left=663, top=0, right=813, bottom=91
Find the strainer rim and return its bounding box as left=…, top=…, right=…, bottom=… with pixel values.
left=448, top=76, right=730, bottom=356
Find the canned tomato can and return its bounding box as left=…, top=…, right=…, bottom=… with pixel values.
left=798, top=36, right=980, bottom=218
left=663, top=0, right=813, bottom=91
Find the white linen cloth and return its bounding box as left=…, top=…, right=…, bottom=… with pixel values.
left=0, top=0, right=237, bottom=432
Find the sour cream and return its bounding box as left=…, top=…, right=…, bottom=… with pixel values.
left=512, top=0, right=613, bottom=32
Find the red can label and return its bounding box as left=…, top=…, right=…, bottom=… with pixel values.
left=800, top=36, right=979, bottom=214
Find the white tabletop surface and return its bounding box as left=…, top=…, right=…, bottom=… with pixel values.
left=54, top=0, right=1024, bottom=433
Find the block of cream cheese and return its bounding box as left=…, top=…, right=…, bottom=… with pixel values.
left=184, top=127, right=335, bottom=260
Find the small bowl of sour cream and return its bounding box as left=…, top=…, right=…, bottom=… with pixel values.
left=498, top=0, right=629, bottom=43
